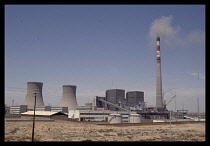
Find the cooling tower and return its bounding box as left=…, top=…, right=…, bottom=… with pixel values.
left=60, top=85, right=78, bottom=110
left=156, top=36, right=163, bottom=108
left=24, top=82, right=44, bottom=109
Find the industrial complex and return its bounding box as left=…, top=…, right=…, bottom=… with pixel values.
left=5, top=36, right=203, bottom=123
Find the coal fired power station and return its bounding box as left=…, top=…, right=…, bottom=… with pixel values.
left=24, top=82, right=45, bottom=109
left=156, top=36, right=163, bottom=109
left=7, top=33, right=176, bottom=121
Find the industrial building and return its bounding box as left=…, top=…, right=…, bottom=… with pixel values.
left=6, top=105, right=68, bottom=115
left=5, top=106, right=10, bottom=115
left=21, top=111, right=68, bottom=121
left=31, top=106, right=51, bottom=111
left=9, top=105, right=28, bottom=115
left=68, top=110, right=138, bottom=122
left=51, top=106, right=68, bottom=113
left=126, top=91, right=144, bottom=107
left=5, top=35, right=195, bottom=123
left=30, top=106, right=68, bottom=113
left=95, top=96, right=106, bottom=108
left=105, top=89, right=125, bottom=111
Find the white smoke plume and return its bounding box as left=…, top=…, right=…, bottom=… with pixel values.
left=149, top=16, right=178, bottom=39
left=148, top=15, right=205, bottom=50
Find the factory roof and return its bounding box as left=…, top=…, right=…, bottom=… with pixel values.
left=21, top=111, right=68, bottom=116
left=63, top=85, right=76, bottom=87
left=27, top=82, right=43, bottom=84
left=109, top=114, right=121, bottom=116
left=106, top=89, right=125, bottom=91
left=129, top=114, right=140, bottom=116
left=127, top=91, right=144, bottom=93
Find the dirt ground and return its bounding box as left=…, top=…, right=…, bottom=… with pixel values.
left=5, top=120, right=205, bottom=142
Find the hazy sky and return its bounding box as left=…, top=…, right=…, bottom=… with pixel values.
left=5, top=5, right=205, bottom=113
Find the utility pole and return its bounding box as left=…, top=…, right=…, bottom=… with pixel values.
left=12, top=99, right=14, bottom=106
left=182, top=104, right=184, bottom=110
left=32, top=89, right=39, bottom=142
left=174, top=89, right=176, bottom=112
left=197, top=97, right=200, bottom=121
left=169, top=110, right=172, bottom=141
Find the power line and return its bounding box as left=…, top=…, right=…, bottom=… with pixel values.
left=5, top=86, right=93, bottom=103
left=6, top=86, right=26, bottom=90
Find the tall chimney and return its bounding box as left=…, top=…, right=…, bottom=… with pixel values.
left=156, top=36, right=163, bottom=108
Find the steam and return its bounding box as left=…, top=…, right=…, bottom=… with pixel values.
left=148, top=16, right=205, bottom=49
left=149, top=16, right=178, bottom=39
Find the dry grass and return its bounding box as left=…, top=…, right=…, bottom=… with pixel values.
left=5, top=120, right=205, bottom=142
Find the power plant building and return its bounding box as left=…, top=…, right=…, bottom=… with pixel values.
left=60, top=85, right=78, bottom=110
left=95, top=96, right=106, bottom=108
left=24, top=82, right=44, bottom=109
left=9, top=105, right=28, bottom=115
left=126, top=91, right=144, bottom=107
left=105, top=89, right=125, bottom=111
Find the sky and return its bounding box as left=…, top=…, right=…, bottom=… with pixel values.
left=5, top=5, right=205, bottom=113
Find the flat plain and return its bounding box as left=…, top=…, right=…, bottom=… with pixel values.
left=5, top=120, right=205, bottom=142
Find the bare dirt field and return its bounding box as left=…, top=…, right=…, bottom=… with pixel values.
left=5, top=120, right=205, bottom=142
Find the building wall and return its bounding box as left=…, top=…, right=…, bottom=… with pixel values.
left=5, top=106, right=10, bottom=115
left=76, top=106, right=92, bottom=111
left=51, top=107, right=68, bottom=113
left=21, top=114, right=68, bottom=121
left=10, top=105, right=27, bottom=115
left=77, top=111, right=137, bottom=122
left=21, top=115, right=50, bottom=120
left=95, top=96, right=106, bottom=108
left=126, top=91, right=144, bottom=106
left=106, top=89, right=125, bottom=111
left=50, top=115, right=69, bottom=121
left=126, top=92, right=136, bottom=106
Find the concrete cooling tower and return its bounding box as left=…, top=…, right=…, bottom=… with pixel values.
left=24, top=82, right=44, bottom=109
left=60, top=85, right=78, bottom=110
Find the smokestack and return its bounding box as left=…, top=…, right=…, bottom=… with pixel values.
left=24, top=82, right=44, bottom=109
left=156, top=36, right=163, bottom=109
left=60, top=85, right=78, bottom=110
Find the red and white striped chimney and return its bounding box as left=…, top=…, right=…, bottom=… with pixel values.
left=156, top=36, right=161, bottom=63
left=156, top=36, right=163, bottom=109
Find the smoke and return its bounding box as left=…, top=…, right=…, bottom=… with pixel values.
left=149, top=16, right=178, bottom=39
left=148, top=15, right=205, bottom=50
